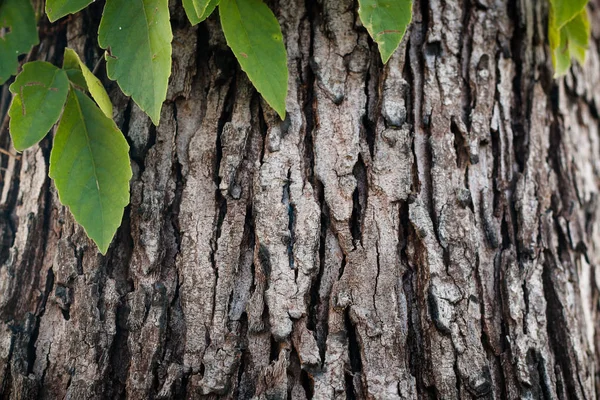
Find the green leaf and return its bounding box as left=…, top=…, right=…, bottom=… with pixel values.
left=548, top=16, right=561, bottom=51
left=0, top=0, right=39, bottom=85
left=183, top=0, right=220, bottom=25
left=63, top=48, right=113, bottom=117
left=569, top=41, right=587, bottom=66
left=98, top=0, right=172, bottom=125
left=564, top=9, right=590, bottom=48
left=8, top=62, right=69, bottom=151
left=219, top=0, right=288, bottom=119
left=552, top=29, right=571, bottom=77
left=550, top=8, right=590, bottom=77
left=358, top=0, right=412, bottom=64
left=46, top=0, right=93, bottom=23
left=565, top=9, right=590, bottom=65
left=49, top=88, right=132, bottom=254
left=549, top=0, right=587, bottom=29
left=64, top=67, right=88, bottom=89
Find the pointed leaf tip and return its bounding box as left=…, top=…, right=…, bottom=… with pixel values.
left=183, top=0, right=220, bottom=25
left=50, top=89, right=132, bottom=254
left=219, top=0, right=288, bottom=119
left=358, top=0, right=412, bottom=64
left=46, top=0, right=94, bottom=22
left=98, top=0, right=172, bottom=125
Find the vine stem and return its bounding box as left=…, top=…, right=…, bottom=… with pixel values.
left=0, top=114, right=20, bottom=160
left=0, top=147, right=20, bottom=160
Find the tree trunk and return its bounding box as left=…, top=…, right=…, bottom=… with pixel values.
left=1, top=0, right=599, bottom=398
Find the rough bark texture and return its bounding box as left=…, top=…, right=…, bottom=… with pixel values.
left=0, top=0, right=599, bottom=398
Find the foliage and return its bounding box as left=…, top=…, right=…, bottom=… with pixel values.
left=8, top=62, right=69, bottom=151
left=98, top=0, right=172, bottom=125
left=46, top=0, right=93, bottom=22
left=0, top=0, right=38, bottom=85
left=50, top=88, right=131, bottom=254
left=63, top=48, right=113, bottom=117
left=220, top=0, right=288, bottom=118
left=8, top=50, right=132, bottom=254
left=0, top=0, right=434, bottom=253
left=548, top=0, right=590, bottom=76
left=358, top=0, right=412, bottom=64
left=183, top=0, right=220, bottom=25
left=1, top=0, right=591, bottom=253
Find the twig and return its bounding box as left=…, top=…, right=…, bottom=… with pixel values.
left=0, top=103, right=19, bottom=160
left=92, top=56, right=104, bottom=76
left=0, top=147, right=20, bottom=160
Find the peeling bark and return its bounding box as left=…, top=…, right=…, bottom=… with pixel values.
left=1, top=0, right=600, bottom=398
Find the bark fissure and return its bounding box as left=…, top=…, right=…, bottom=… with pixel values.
left=0, top=0, right=599, bottom=398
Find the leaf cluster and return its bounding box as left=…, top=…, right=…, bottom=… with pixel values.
left=1, top=0, right=592, bottom=253
left=0, top=0, right=412, bottom=253
left=8, top=52, right=131, bottom=254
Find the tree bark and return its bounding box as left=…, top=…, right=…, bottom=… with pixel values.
left=1, top=0, right=599, bottom=398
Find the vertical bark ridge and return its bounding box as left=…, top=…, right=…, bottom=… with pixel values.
left=0, top=0, right=599, bottom=398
